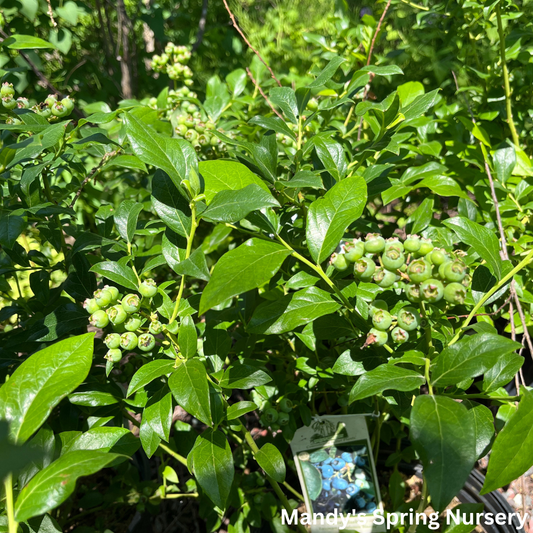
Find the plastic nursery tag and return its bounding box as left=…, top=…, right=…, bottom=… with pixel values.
left=290, top=415, right=385, bottom=533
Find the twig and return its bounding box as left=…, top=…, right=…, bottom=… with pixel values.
left=246, top=67, right=283, bottom=119
left=69, top=150, right=119, bottom=208
left=45, top=0, right=57, bottom=27
left=192, top=0, right=208, bottom=52
left=512, top=290, right=533, bottom=359
left=222, top=0, right=281, bottom=87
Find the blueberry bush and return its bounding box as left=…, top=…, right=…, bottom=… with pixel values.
left=1, top=1, right=533, bottom=532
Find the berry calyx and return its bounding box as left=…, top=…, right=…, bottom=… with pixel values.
left=84, top=298, right=100, bottom=314
left=61, top=96, right=75, bottom=113
left=279, top=398, right=293, bottom=413
left=373, top=268, right=397, bottom=288
left=354, top=257, right=376, bottom=280
left=391, top=327, right=409, bottom=344
left=372, top=309, right=392, bottom=331
left=420, top=278, right=444, bottom=302
left=382, top=247, right=405, bottom=270
left=120, top=332, right=138, bottom=350
left=149, top=320, right=163, bottom=335
left=0, top=83, right=15, bottom=98
left=278, top=412, right=290, bottom=426
left=94, top=288, right=113, bottom=308
left=51, top=101, right=69, bottom=117
left=138, top=333, right=156, bottom=352
left=397, top=307, right=420, bottom=332
left=405, top=283, right=422, bottom=303
left=442, top=260, right=467, bottom=282
left=139, top=278, right=158, bottom=298
left=366, top=328, right=388, bottom=346
left=2, top=97, right=17, bottom=110
left=105, top=333, right=122, bottom=349
left=444, top=282, right=467, bottom=305
left=407, top=258, right=432, bottom=283
left=121, top=294, right=141, bottom=314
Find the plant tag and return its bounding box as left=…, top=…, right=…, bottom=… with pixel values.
left=290, top=415, right=385, bottom=533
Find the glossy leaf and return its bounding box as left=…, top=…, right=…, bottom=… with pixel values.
left=226, top=401, right=257, bottom=420
left=127, top=360, right=175, bottom=397
left=199, top=239, right=291, bottom=315
left=269, top=87, right=298, bottom=123
left=191, top=429, right=234, bottom=509
left=306, top=176, right=367, bottom=263
left=4, top=34, right=56, bottom=49
left=482, top=352, right=523, bottom=392
left=256, top=443, right=286, bottom=482
left=90, top=261, right=138, bottom=291
left=219, top=362, right=272, bottom=389
left=0, top=334, right=94, bottom=444
left=179, top=315, right=197, bottom=359
left=411, top=395, right=476, bottom=512
left=307, top=56, right=344, bottom=88
left=168, top=359, right=212, bottom=426
left=114, top=200, right=143, bottom=243
left=493, top=144, right=516, bottom=184
left=313, top=137, right=347, bottom=182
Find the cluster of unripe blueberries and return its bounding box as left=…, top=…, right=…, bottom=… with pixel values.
left=330, top=234, right=470, bottom=347
left=1, top=83, right=74, bottom=123
left=83, top=279, right=170, bottom=364
left=151, top=43, right=193, bottom=84
left=253, top=393, right=295, bottom=432
left=174, top=101, right=221, bottom=152
left=303, top=448, right=377, bottom=513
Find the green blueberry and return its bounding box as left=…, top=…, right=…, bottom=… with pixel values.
left=185, top=129, right=198, bottom=143
left=120, top=332, right=138, bottom=350
left=106, top=305, right=128, bottom=325
left=165, top=321, right=179, bottom=334
left=373, top=268, right=397, bottom=288
left=344, top=239, right=365, bottom=262
left=149, top=320, right=163, bottom=335
left=84, top=298, right=100, bottom=314
left=124, top=314, right=142, bottom=332
left=382, top=248, right=405, bottom=270
left=364, top=233, right=385, bottom=254
left=2, top=97, right=16, bottom=110
left=61, top=96, right=75, bottom=113
left=372, top=309, right=392, bottom=331
left=417, top=238, right=434, bottom=256
left=40, top=106, right=52, bottom=119
left=405, top=283, right=422, bottom=303
left=369, top=300, right=388, bottom=317
left=0, top=83, right=15, bottom=97
left=176, top=124, right=188, bottom=136
left=90, top=310, right=109, bottom=328
left=442, top=260, right=467, bottom=283
left=45, top=94, right=57, bottom=107
left=138, top=333, right=156, bottom=352
left=391, top=327, right=409, bottom=344
left=385, top=237, right=404, bottom=253
left=420, top=279, right=444, bottom=302
left=354, top=257, right=376, bottom=281
left=444, top=282, right=467, bottom=305
left=122, top=294, right=141, bottom=314
left=139, top=279, right=158, bottom=298
left=104, top=285, right=120, bottom=303
left=94, top=288, right=113, bottom=308
left=279, top=398, right=293, bottom=413
left=105, top=348, right=123, bottom=363
left=105, top=333, right=122, bottom=349
left=367, top=328, right=388, bottom=346
left=264, top=408, right=278, bottom=424
left=397, top=307, right=420, bottom=332
left=307, top=98, right=319, bottom=111
left=331, top=252, right=349, bottom=272
left=429, top=248, right=448, bottom=266
left=16, top=97, right=29, bottom=109
left=278, top=412, right=290, bottom=426
left=51, top=101, right=69, bottom=117
left=404, top=235, right=421, bottom=253
left=407, top=258, right=432, bottom=283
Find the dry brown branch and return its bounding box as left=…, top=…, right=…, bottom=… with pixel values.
left=246, top=67, right=283, bottom=119
left=46, top=0, right=57, bottom=27
left=222, top=0, right=281, bottom=87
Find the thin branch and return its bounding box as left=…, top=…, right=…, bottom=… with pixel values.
left=192, top=0, right=208, bottom=52
left=45, top=0, right=57, bottom=27
left=222, top=0, right=281, bottom=87
left=246, top=67, right=283, bottom=119
left=69, top=150, right=119, bottom=208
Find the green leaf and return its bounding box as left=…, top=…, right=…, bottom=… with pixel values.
left=493, top=145, right=516, bottom=184
left=226, top=401, right=257, bottom=420
left=256, top=443, right=286, bottom=482
left=15, top=450, right=122, bottom=521
left=4, top=34, right=56, bottom=49
left=401, top=89, right=440, bottom=121
left=349, top=365, right=425, bottom=402
left=114, top=200, right=143, bottom=243
left=397, top=81, right=425, bottom=107
left=306, top=176, right=367, bottom=263
left=202, top=184, right=279, bottom=223
left=90, top=261, right=138, bottom=291
left=226, top=68, right=247, bottom=97
left=300, top=461, right=322, bottom=501
left=464, top=401, right=494, bottom=459
left=144, top=389, right=173, bottom=442
left=285, top=171, right=324, bottom=189
left=172, top=247, right=210, bottom=282
left=443, top=217, right=504, bottom=279
left=249, top=116, right=296, bottom=140
left=0, top=334, right=94, bottom=444
left=0, top=213, right=26, bottom=249
left=199, top=160, right=270, bottom=204
left=168, top=359, right=212, bottom=426
left=219, top=362, right=272, bottom=389
left=63, top=427, right=139, bottom=456
left=313, top=137, right=347, bottom=181
left=360, top=65, right=404, bottom=77
left=127, top=360, right=175, bottom=397
left=411, top=395, right=477, bottom=512
left=178, top=315, right=197, bottom=359
left=199, top=239, right=291, bottom=315
left=139, top=419, right=161, bottom=458
left=431, top=333, right=521, bottom=387
left=482, top=388, right=533, bottom=494
left=482, top=352, right=523, bottom=392
left=124, top=112, right=193, bottom=193
left=151, top=170, right=191, bottom=238
left=190, top=429, right=234, bottom=509
left=248, top=286, right=341, bottom=334
left=269, top=87, right=298, bottom=124
left=307, top=56, right=345, bottom=88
